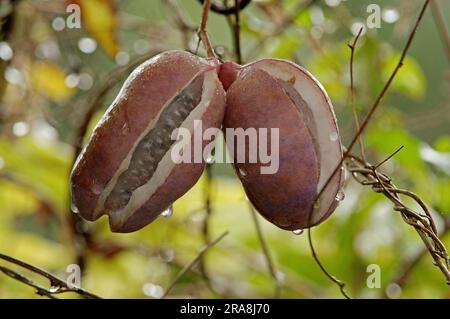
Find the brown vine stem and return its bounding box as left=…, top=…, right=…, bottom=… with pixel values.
left=385, top=216, right=450, bottom=296
left=232, top=0, right=242, bottom=64
left=373, top=145, right=404, bottom=170
left=161, top=231, right=229, bottom=298
left=248, top=204, right=282, bottom=298
left=304, top=15, right=367, bottom=303
left=307, top=229, right=351, bottom=298
left=0, top=253, right=101, bottom=299
left=198, top=164, right=223, bottom=297
left=223, top=0, right=243, bottom=63
left=306, top=0, right=431, bottom=298
left=348, top=26, right=365, bottom=161
left=313, top=0, right=431, bottom=221
left=430, top=0, right=450, bottom=63
left=198, top=0, right=217, bottom=59
left=346, top=150, right=450, bottom=285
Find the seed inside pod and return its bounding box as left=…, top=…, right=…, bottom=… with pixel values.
left=104, top=73, right=204, bottom=211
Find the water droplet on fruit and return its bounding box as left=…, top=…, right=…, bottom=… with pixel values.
left=335, top=189, right=345, bottom=201
left=71, top=203, right=79, bottom=214
left=329, top=132, right=338, bottom=141
left=238, top=168, right=247, bottom=177
left=292, top=229, right=304, bottom=235
left=161, top=206, right=173, bottom=218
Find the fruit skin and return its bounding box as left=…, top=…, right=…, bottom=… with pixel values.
left=71, top=50, right=226, bottom=233
left=222, top=59, right=344, bottom=230
left=71, top=49, right=343, bottom=233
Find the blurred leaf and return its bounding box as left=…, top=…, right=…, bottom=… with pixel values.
left=270, top=34, right=300, bottom=60
left=367, top=122, right=427, bottom=178
left=293, top=7, right=312, bottom=29
left=309, top=43, right=347, bottom=105
left=434, top=135, right=450, bottom=152
left=14, top=212, right=60, bottom=242
left=382, top=53, right=426, bottom=101
left=30, top=62, right=75, bottom=101
left=72, top=0, right=119, bottom=57
left=0, top=136, right=71, bottom=211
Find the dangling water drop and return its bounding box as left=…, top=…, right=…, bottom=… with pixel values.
left=161, top=206, right=173, bottom=218
left=49, top=286, right=61, bottom=293
left=292, top=229, right=304, bottom=235
left=335, top=189, right=345, bottom=201
left=206, top=155, right=214, bottom=164
left=238, top=168, right=247, bottom=177
left=71, top=203, right=79, bottom=214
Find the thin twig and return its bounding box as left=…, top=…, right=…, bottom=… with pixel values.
left=232, top=0, right=242, bottom=64
left=0, top=253, right=101, bottom=299
left=248, top=204, right=282, bottom=298
left=0, top=266, right=58, bottom=299
left=198, top=0, right=216, bottom=58
left=313, top=0, right=431, bottom=220
left=307, top=0, right=431, bottom=298
left=198, top=164, right=223, bottom=296
left=383, top=216, right=450, bottom=297
left=348, top=26, right=365, bottom=161
left=161, top=231, right=229, bottom=298
left=307, top=229, right=351, bottom=299
left=373, top=145, right=404, bottom=170
left=346, top=150, right=450, bottom=285
left=224, top=0, right=243, bottom=63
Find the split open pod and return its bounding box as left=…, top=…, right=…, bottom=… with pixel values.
left=71, top=51, right=226, bottom=232
left=70, top=50, right=344, bottom=233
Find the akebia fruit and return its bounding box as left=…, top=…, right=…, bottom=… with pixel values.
left=70, top=50, right=226, bottom=233
left=221, top=59, right=344, bottom=231
left=71, top=50, right=343, bottom=233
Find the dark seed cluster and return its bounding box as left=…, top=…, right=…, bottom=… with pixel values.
left=105, top=74, right=204, bottom=211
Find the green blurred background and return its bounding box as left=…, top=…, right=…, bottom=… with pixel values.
left=0, top=0, right=449, bottom=298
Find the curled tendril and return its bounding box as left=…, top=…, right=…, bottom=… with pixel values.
left=197, top=0, right=252, bottom=15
